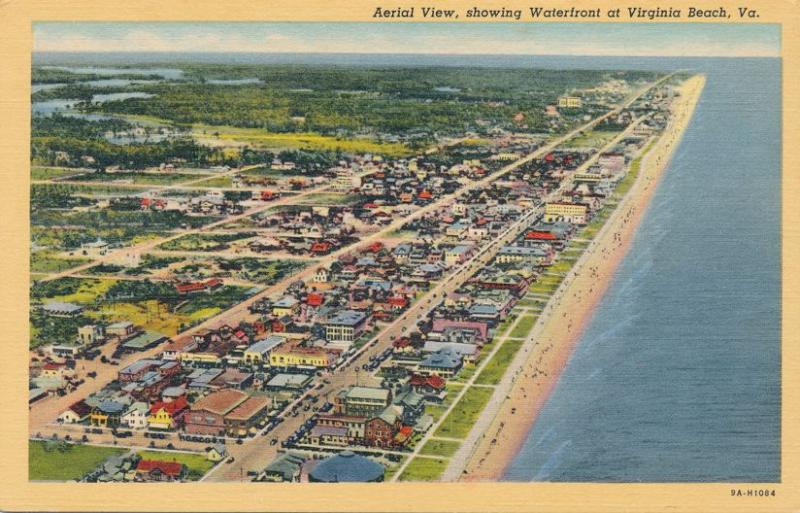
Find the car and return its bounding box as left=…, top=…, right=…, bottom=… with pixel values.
left=227, top=456, right=235, bottom=463
left=270, top=438, right=278, bottom=446
left=236, top=439, right=243, bottom=445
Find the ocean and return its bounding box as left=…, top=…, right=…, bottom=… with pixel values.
left=504, top=57, right=781, bottom=482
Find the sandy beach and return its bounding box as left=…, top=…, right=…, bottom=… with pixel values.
left=447, top=74, right=707, bottom=482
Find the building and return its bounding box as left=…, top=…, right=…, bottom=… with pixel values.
left=418, top=348, right=463, bottom=378
left=184, top=389, right=249, bottom=436
left=337, top=386, right=391, bottom=418
left=272, top=296, right=300, bottom=317
left=308, top=451, right=385, bottom=482
left=41, top=301, right=83, bottom=318
left=57, top=400, right=91, bottom=424
left=261, top=452, right=305, bottom=482
left=543, top=202, right=588, bottom=225
left=269, top=344, right=335, bottom=369
left=147, top=396, right=188, bottom=431
left=106, top=321, right=138, bottom=339
left=243, top=336, right=286, bottom=366
left=558, top=96, right=582, bottom=108
left=121, top=402, right=149, bottom=429
left=444, top=244, right=474, bottom=266
left=315, top=414, right=367, bottom=440
left=225, top=395, right=271, bottom=437
left=134, top=460, right=184, bottom=482
left=365, top=405, right=403, bottom=447
left=324, top=310, right=368, bottom=344
left=77, top=324, right=104, bottom=346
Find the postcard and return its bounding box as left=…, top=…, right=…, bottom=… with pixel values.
left=0, top=0, right=796, bottom=512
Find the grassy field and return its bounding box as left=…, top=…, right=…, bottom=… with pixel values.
left=32, top=277, right=117, bottom=305
left=30, top=251, right=89, bottom=274
left=435, top=386, right=494, bottom=439
left=419, top=439, right=462, bottom=458
left=508, top=315, right=538, bottom=339
left=31, top=166, right=90, bottom=181
left=135, top=449, right=215, bottom=480
left=76, top=172, right=201, bottom=185
left=29, top=441, right=126, bottom=481
left=193, top=175, right=234, bottom=188
left=193, top=124, right=412, bottom=157
left=398, top=457, right=449, bottom=481
left=475, top=339, right=525, bottom=386
left=294, top=193, right=363, bottom=206
left=563, top=130, right=620, bottom=148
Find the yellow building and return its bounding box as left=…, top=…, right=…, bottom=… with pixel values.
left=558, top=96, right=582, bottom=108
left=179, top=352, right=221, bottom=366
left=147, top=408, right=176, bottom=431
left=270, top=345, right=333, bottom=369
left=543, top=202, right=588, bottom=224
left=272, top=296, right=299, bottom=317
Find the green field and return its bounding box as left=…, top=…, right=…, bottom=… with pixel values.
left=194, top=124, right=412, bottom=157
left=508, top=315, right=538, bottom=339
left=29, top=441, right=126, bottom=481
left=475, top=339, right=525, bottom=385
left=398, top=457, right=449, bottom=482
left=30, top=251, right=89, bottom=274
left=435, top=386, right=494, bottom=439
left=135, top=450, right=215, bottom=480
left=31, top=166, right=90, bottom=181
left=76, top=171, right=202, bottom=185
left=419, top=439, right=461, bottom=458
left=563, top=130, right=621, bottom=149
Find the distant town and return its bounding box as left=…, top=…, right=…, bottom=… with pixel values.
left=29, top=60, right=691, bottom=482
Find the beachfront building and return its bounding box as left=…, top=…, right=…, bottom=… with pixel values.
left=543, top=202, right=588, bottom=225
left=243, top=335, right=286, bottom=367
left=269, top=344, right=336, bottom=369
left=336, top=386, right=392, bottom=418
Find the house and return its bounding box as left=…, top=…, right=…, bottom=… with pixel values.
left=57, top=400, right=91, bottom=424
left=122, top=402, right=149, bottom=429
left=308, top=425, right=351, bottom=446
left=260, top=452, right=305, bottom=482
left=106, top=321, right=138, bottom=340
left=558, top=96, right=582, bottom=108
left=418, top=348, right=463, bottom=378
left=206, top=443, right=228, bottom=462
left=265, top=373, right=312, bottom=391
left=365, top=405, right=403, bottom=448
left=272, top=296, right=299, bottom=317
left=175, top=278, right=223, bottom=295
left=409, top=374, right=447, bottom=401
left=135, top=460, right=184, bottom=482
left=89, top=400, right=126, bottom=428
left=313, top=268, right=330, bottom=283
left=423, top=341, right=480, bottom=364
left=324, top=310, right=368, bottom=344
left=147, top=396, right=188, bottom=431
left=77, top=324, right=104, bottom=346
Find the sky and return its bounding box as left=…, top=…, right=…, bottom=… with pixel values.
left=33, top=22, right=780, bottom=57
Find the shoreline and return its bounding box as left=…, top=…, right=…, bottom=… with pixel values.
left=449, top=74, right=707, bottom=482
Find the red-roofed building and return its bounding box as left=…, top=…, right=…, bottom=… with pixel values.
left=306, top=292, right=325, bottom=307
left=175, top=278, right=224, bottom=295
left=365, top=242, right=384, bottom=253
left=135, top=459, right=184, bottom=481
left=409, top=374, right=447, bottom=400
left=311, top=242, right=333, bottom=254
left=387, top=296, right=409, bottom=310
left=525, top=230, right=557, bottom=241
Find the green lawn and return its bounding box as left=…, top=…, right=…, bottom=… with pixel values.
left=29, top=441, right=126, bottom=481
left=508, top=315, right=538, bottom=339
left=31, top=166, right=89, bottom=180
left=475, top=339, right=524, bottom=385
left=419, top=439, right=461, bottom=458
left=435, top=387, right=494, bottom=439
left=398, top=457, right=449, bottom=481
left=135, top=450, right=215, bottom=480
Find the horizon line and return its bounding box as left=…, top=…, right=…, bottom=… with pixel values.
left=32, top=50, right=780, bottom=59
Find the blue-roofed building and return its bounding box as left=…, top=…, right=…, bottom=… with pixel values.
left=243, top=335, right=286, bottom=366
left=418, top=348, right=463, bottom=378
left=468, top=303, right=500, bottom=322
left=308, top=451, right=385, bottom=482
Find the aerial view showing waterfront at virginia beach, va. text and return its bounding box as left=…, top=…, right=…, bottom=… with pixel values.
left=26, top=22, right=779, bottom=484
